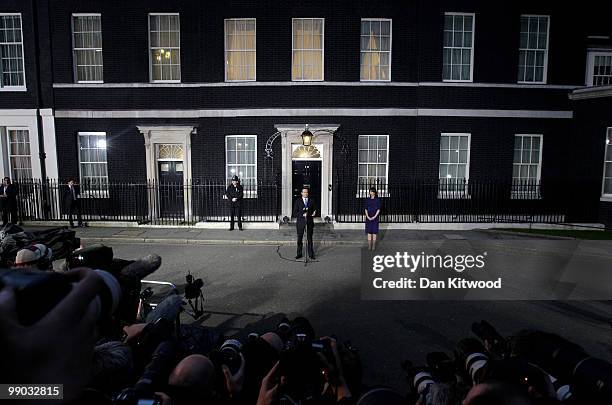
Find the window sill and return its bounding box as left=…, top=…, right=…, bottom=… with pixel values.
left=0, top=86, right=27, bottom=92
left=150, top=80, right=181, bottom=84
left=222, top=193, right=258, bottom=200
left=76, top=81, right=104, bottom=84
left=517, top=81, right=547, bottom=85
left=360, top=79, right=392, bottom=83
left=356, top=192, right=391, bottom=198
left=442, top=79, right=473, bottom=83
left=437, top=192, right=471, bottom=200
left=600, top=196, right=612, bottom=202
left=79, top=192, right=110, bottom=199
left=511, top=193, right=542, bottom=200
left=225, top=79, right=257, bottom=83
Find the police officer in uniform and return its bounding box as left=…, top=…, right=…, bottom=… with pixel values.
left=226, top=175, right=243, bottom=231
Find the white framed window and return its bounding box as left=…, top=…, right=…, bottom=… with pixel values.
left=443, top=13, right=474, bottom=82
left=0, top=13, right=26, bottom=90
left=6, top=127, right=32, bottom=180
left=586, top=51, right=612, bottom=87
left=226, top=135, right=257, bottom=197
left=512, top=134, right=542, bottom=199
left=72, top=14, right=103, bottom=83
left=602, top=128, right=612, bottom=197
left=292, top=18, right=324, bottom=81
left=518, top=15, right=549, bottom=84
left=439, top=133, right=470, bottom=197
left=149, top=13, right=180, bottom=83
left=358, top=135, right=389, bottom=192
left=360, top=19, right=391, bottom=81
left=78, top=132, right=109, bottom=196
left=225, top=18, right=256, bottom=82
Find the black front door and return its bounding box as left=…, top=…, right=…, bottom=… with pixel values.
left=158, top=161, right=184, bottom=217
left=292, top=160, right=321, bottom=217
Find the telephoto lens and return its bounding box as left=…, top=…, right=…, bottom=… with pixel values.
left=220, top=339, right=243, bottom=374
left=0, top=267, right=121, bottom=326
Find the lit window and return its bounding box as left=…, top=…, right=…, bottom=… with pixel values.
left=358, top=135, right=388, bottom=190
left=226, top=135, right=257, bottom=196
left=512, top=135, right=542, bottom=199
left=360, top=19, right=391, bottom=81
left=439, top=133, right=470, bottom=197
left=518, top=15, right=549, bottom=83
left=78, top=132, right=109, bottom=195
left=7, top=128, right=32, bottom=180
left=225, top=19, right=256, bottom=81
left=292, top=18, right=323, bottom=81
left=149, top=13, right=181, bottom=82
left=0, top=14, right=26, bottom=90
left=72, top=14, right=103, bottom=83
left=443, top=13, right=474, bottom=82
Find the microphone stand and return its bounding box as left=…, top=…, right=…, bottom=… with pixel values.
left=302, top=207, right=309, bottom=266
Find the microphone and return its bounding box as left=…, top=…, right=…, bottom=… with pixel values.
left=119, top=254, right=162, bottom=284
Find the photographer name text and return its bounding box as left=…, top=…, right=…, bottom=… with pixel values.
left=372, top=277, right=502, bottom=289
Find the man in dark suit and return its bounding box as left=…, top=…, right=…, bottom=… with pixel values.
left=226, top=175, right=243, bottom=231
left=0, top=177, right=18, bottom=226
left=65, top=179, right=83, bottom=228
left=293, top=187, right=317, bottom=259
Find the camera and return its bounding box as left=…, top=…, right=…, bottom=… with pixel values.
left=403, top=352, right=456, bottom=398
left=184, top=272, right=204, bottom=300
left=210, top=338, right=243, bottom=375
left=0, top=267, right=121, bottom=326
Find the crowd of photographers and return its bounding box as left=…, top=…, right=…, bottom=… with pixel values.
left=0, top=231, right=611, bottom=404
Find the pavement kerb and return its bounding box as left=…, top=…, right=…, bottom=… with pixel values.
left=480, top=229, right=576, bottom=240
left=79, top=236, right=367, bottom=246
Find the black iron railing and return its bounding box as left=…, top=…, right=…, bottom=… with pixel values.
left=11, top=178, right=596, bottom=225
left=14, top=179, right=280, bottom=226
left=335, top=179, right=596, bottom=224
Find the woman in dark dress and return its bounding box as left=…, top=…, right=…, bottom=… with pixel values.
left=364, top=186, right=381, bottom=250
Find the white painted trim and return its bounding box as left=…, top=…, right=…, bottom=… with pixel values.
left=6, top=126, right=40, bottom=180
left=77, top=131, right=109, bottom=195
left=360, top=18, right=392, bottom=82
left=513, top=133, right=543, bottom=181
left=71, top=13, right=103, bottom=83
left=276, top=124, right=339, bottom=220
left=224, top=18, right=257, bottom=82
left=439, top=133, right=471, bottom=198
left=0, top=109, right=38, bottom=116
left=52, top=81, right=579, bottom=89
left=585, top=50, right=612, bottom=86
left=225, top=134, right=257, bottom=192
left=137, top=125, right=196, bottom=220
left=517, top=15, right=550, bottom=85
left=442, top=12, right=475, bottom=83
left=569, top=85, right=612, bottom=100
left=291, top=18, right=324, bottom=81
left=55, top=108, right=573, bottom=119
left=0, top=13, right=27, bottom=91
left=601, top=127, right=612, bottom=198
left=357, top=134, right=389, bottom=189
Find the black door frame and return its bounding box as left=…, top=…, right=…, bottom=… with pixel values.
left=157, top=160, right=185, bottom=217
left=292, top=159, right=322, bottom=217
